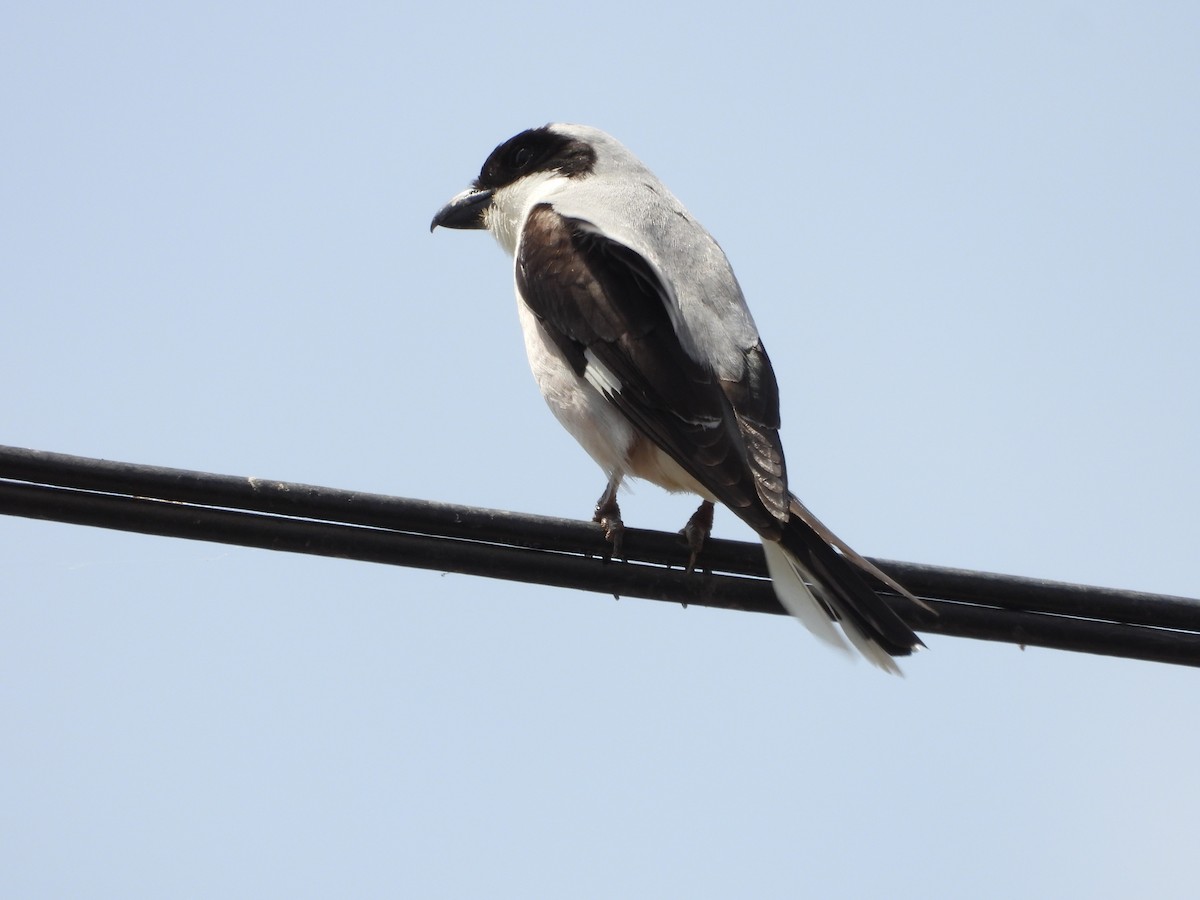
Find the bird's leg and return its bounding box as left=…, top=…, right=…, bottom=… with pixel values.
left=593, top=478, right=625, bottom=560
left=681, top=500, right=714, bottom=573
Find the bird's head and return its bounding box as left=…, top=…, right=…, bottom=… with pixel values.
left=430, top=124, right=602, bottom=253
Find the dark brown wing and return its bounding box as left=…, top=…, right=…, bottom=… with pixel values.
left=516, top=203, right=783, bottom=536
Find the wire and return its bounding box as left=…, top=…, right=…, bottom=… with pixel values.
left=2, top=444, right=1199, bottom=667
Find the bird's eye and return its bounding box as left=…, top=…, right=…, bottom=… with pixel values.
left=513, top=146, right=533, bottom=168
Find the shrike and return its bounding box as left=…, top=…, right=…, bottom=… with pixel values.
left=432, top=124, right=929, bottom=672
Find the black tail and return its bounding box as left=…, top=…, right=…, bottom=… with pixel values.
left=761, top=499, right=930, bottom=672
left=780, top=516, right=924, bottom=657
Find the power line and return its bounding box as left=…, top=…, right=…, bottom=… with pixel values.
left=2, top=444, right=1198, bottom=668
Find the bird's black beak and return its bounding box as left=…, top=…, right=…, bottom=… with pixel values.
left=430, top=187, right=494, bottom=232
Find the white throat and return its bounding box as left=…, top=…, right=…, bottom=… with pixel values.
left=483, top=169, right=568, bottom=257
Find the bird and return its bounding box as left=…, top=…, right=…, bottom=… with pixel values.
left=431, top=123, right=930, bottom=672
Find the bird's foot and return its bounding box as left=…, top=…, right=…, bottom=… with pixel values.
left=680, top=500, right=714, bottom=573
left=593, top=488, right=625, bottom=561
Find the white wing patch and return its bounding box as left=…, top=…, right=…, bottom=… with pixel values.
left=582, top=347, right=623, bottom=397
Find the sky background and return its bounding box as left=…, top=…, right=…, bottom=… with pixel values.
left=3, top=2, right=1198, bottom=897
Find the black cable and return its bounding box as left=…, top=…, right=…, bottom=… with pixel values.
left=2, top=445, right=1198, bottom=667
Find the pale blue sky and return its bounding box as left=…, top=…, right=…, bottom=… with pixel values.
left=3, top=2, right=1199, bottom=897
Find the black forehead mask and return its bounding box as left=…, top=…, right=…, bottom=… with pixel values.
left=475, top=127, right=597, bottom=190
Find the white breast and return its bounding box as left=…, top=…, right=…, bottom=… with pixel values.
left=514, top=297, right=637, bottom=482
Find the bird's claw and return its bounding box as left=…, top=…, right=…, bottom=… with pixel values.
left=680, top=500, right=715, bottom=574
left=593, top=490, right=625, bottom=561
left=597, top=514, right=625, bottom=560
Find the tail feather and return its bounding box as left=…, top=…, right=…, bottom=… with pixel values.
left=789, top=497, right=936, bottom=616
left=762, top=508, right=926, bottom=675
left=762, top=541, right=853, bottom=656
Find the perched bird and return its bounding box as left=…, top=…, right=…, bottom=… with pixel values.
left=431, top=124, right=929, bottom=672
